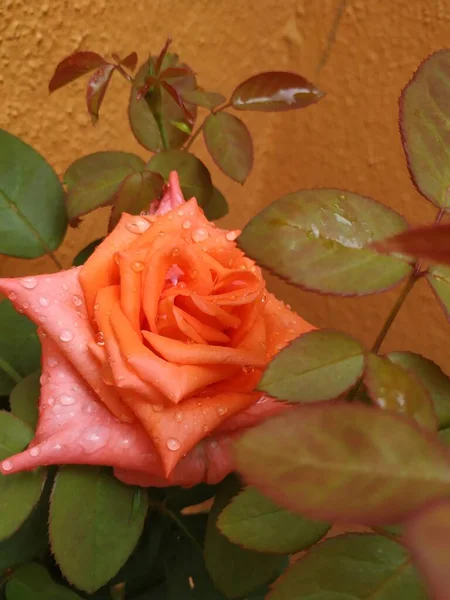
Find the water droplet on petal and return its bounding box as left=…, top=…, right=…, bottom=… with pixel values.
left=192, top=228, right=209, bottom=242
left=177, top=210, right=184, bottom=216
left=60, top=394, right=75, bottom=406
left=119, top=436, right=134, bottom=448
left=217, top=406, right=228, bottom=416
left=126, top=217, right=151, bottom=234
left=2, top=460, right=13, bottom=471
left=8, top=292, right=16, bottom=300
left=175, top=412, right=183, bottom=423
left=167, top=438, right=181, bottom=451
left=53, top=444, right=62, bottom=451
left=39, top=297, right=49, bottom=307
left=242, top=366, right=254, bottom=374
left=209, top=439, right=218, bottom=449
left=152, top=403, right=164, bottom=412
left=131, top=261, right=145, bottom=273
left=39, top=373, right=48, bottom=385
left=59, top=329, right=74, bottom=342
left=79, top=426, right=109, bottom=454
left=62, top=284, right=69, bottom=291
left=20, top=277, right=38, bottom=289
left=47, top=357, right=58, bottom=368
left=72, top=295, right=83, bottom=307
left=182, top=220, right=192, bottom=230
left=29, top=446, right=40, bottom=457
left=96, top=332, right=105, bottom=346
left=47, top=396, right=55, bottom=406
left=225, top=230, right=239, bottom=241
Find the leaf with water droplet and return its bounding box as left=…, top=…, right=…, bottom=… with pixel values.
left=9, top=370, right=40, bottom=430
left=400, top=50, right=450, bottom=207
left=49, top=466, right=147, bottom=593
left=64, top=151, right=146, bottom=222
left=0, top=411, right=46, bottom=542
left=259, top=329, right=365, bottom=403
left=231, top=71, right=323, bottom=112
left=203, top=112, right=253, bottom=183
left=0, top=129, right=67, bottom=258
left=239, top=189, right=412, bottom=296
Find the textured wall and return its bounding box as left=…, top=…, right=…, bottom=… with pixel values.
left=1, top=0, right=450, bottom=369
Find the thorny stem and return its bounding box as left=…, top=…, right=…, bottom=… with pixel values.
left=183, top=102, right=232, bottom=151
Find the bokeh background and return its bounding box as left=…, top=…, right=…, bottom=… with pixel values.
left=1, top=0, right=449, bottom=369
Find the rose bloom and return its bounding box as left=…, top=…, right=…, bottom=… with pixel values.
left=0, top=172, right=313, bottom=487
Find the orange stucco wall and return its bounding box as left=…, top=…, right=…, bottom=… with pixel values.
left=1, top=0, right=450, bottom=369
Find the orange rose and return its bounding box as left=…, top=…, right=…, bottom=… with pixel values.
left=0, top=172, right=314, bottom=486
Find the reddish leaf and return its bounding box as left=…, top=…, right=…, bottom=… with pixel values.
left=154, top=38, right=172, bottom=75
left=49, top=51, right=107, bottom=92
left=405, top=499, right=450, bottom=600
left=372, top=223, right=450, bottom=265
left=233, top=403, right=450, bottom=525
left=136, top=75, right=157, bottom=101
left=400, top=50, right=450, bottom=208
left=108, top=170, right=164, bottom=231
left=160, top=67, right=191, bottom=80
left=231, top=71, right=323, bottom=112
left=86, top=64, right=116, bottom=124
left=120, top=52, right=138, bottom=71
left=203, top=112, right=253, bottom=183
left=161, top=82, right=194, bottom=125
left=182, top=89, right=226, bottom=111
left=365, top=354, right=437, bottom=431
left=239, top=189, right=412, bottom=296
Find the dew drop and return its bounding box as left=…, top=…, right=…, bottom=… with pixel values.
left=175, top=411, right=183, bottom=423
left=96, top=332, right=105, bottom=346
left=126, top=217, right=150, bottom=234
left=171, top=247, right=180, bottom=257
left=29, top=446, right=40, bottom=457
left=242, top=366, right=254, bottom=374
left=225, top=230, right=239, bottom=241
left=79, top=426, right=109, bottom=454
left=217, top=406, right=228, bottom=416
left=60, top=394, right=76, bottom=406
left=62, top=284, right=69, bottom=291
left=182, top=220, right=192, bottom=230
left=47, top=396, right=55, bottom=406
left=59, top=329, right=74, bottom=342
left=192, top=228, right=209, bottom=243
left=8, top=292, right=16, bottom=300
left=2, top=460, right=13, bottom=471
left=119, top=437, right=133, bottom=448
left=152, top=403, right=164, bottom=412
left=72, top=295, right=83, bottom=307
left=177, top=210, right=184, bottom=216
left=20, top=277, right=38, bottom=289
left=47, top=357, right=58, bottom=368
left=39, top=373, right=48, bottom=385
left=167, top=438, right=181, bottom=451
left=39, top=297, right=49, bottom=307
left=53, top=444, right=62, bottom=451
left=23, top=303, right=29, bottom=309
left=209, top=439, right=218, bottom=449
left=131, top=261, right=145, bottom=273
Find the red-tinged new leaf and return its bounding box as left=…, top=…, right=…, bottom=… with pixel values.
left=233, top=402, right=450, bottom=525
left=400, top=50, right=450, bottom=208
left=203, top=112, right=253, bottom=183
left=365, top=354, right=437, bottom=431
left=120, top=52, right=138, bottom=71
left=239, top=189, right=412, bottom=296
left=86, top=64, right=116, bottom=124
left=161, top=82, right=194, bottom=125
left=372, top=223, right=450, bottom=265
left=405, top=499, right=450, bottom=600
left=136, top=75, right=157, bottom=101
left=160, top=67, right=191, bottom=80
left=154, top=38, right=172, bottom=75
left=182, top=89, right=226, bottom=111
left=49, top=51, right=107, bottom=92
left=231, top=71, right=323, bottom=112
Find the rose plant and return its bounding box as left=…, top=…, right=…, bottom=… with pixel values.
left=2, top=39, right=450, bottom=600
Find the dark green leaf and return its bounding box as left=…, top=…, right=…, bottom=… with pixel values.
left=365, top=354, right=437, bottom=430
left=0, top=300, right=41, bottom=395
left=203, top=113, right=253, bottom=183
left=9, top=371, right=40, bottom=430
left=49, top=52, right=107, bottom=92
left=388, top=352, right=450, bottom=429
left=182, top=90, right=226, bottom=111
left=86, top=64, right=116, bottom=124
left=164, top=483, right=219, bottom=511
left=0, top=411, right=46, bottom=541
left=239, top=189, right=411, bottom=296
left=259, top=330, right=365, bottom=402
left=269, top=534, right=427, bottom=599
left=129, top=57, right=197, bottom=152
left=234, top=403, right=450, bottom=525
left=148, top=150, right=213, bottom=209
left=428, top=264, right=450, bottom=323
left=72, top=239, right=103, bottom=266
left=49, top=466, right=148, bottom=593
left=0, top=129, right=67, bottom=258
left=64, top=152, right=145, bottom=222
left=231, top=71, right=323, bottom=112
left=205, top=475, right=285, bottom=599
left=439, top=428, right=450, bottom=446
left=218, top=486, right=329, bottom=554
left=6, top=563, right=83, bottom=599
left=400, top=50, right=450, bottom=207
left=108, top=171, right=164, bottom=231
left=203, top=187, right=228, bottom=221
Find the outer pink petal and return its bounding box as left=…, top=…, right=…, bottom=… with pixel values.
left=0, top=334, right=163, bottom=477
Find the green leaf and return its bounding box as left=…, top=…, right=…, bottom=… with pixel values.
left=218, top=486, right=329, bottom=554
left=231, top=72, right=323, bottom=112
left=182, top=90, right=226, bottom=111
left=233, top=403, right=450, bottom=525
left=108, top=171, right=164, bottom=231
left=405, top=499, right=450, bottom=600
left=203, top=113, right=253, bottom=183
left=163, top=483, right=219, bottom=511
left=259, top=330, right=365, bottom=402
left=72, top=239, right=103, bottom=266
left=428, top=264, right=450, bottom=323
left=203, top=187, right=228, bottom=221
left=269, top=533, right=427, bottom=599
left=49, top=466, right=148, bottom=593
left=0, top=300, right=41, bottom=395
left=365, top=354, right=437, bottom=431
left=129, top=57, right=197, bottom=152
left=148, top=150, right=213, bottom=209
left=388, top=352, right=450, bottom=429
left=0, top=129, right=67, bottom=258
left=9, top=371, right=40, bottom=430
left=239, top=189, right=411, bottom=296
left=6, top=563, right=83, bottom=600
left=439, top=428, right=450, bottom=446
left=0, top=411, right=46, bottom=541
left=204, top=475, right=285, bottom=599
left=64, top=152, right=145, bottom=222
left=400, top=50, right=450, bottom=207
